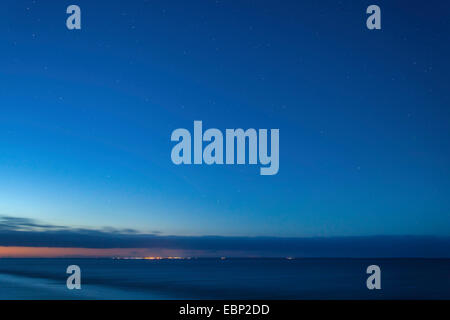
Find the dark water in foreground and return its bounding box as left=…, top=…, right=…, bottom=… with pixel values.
left=0, top=258, right=448, bottom=299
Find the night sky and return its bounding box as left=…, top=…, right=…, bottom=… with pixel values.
left=0, top=1, right=449, bottom=256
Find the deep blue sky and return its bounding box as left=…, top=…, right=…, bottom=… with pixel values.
left=0, top=0, right=449, bottom=238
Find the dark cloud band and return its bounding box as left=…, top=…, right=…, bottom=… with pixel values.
left=0, top=216, right=448, bottom=257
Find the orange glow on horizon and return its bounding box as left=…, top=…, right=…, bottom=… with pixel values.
left=0, top=247, right=188, bottom=258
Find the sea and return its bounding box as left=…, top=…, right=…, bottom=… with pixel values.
left=0, top=258, right=448, bottom=299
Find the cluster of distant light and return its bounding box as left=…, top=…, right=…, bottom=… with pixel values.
left=112, top=256, right=297, bottom=260
left=113, top=256, right=189, bottom=260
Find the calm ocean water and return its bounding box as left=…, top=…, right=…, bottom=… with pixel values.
left=0, top=258, right=448, bottom=299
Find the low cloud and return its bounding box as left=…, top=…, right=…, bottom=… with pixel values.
left=0, top=216, right=449, bottom=257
